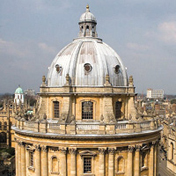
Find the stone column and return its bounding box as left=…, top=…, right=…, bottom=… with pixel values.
left=134, top=145, right=140, bottom=176
left=69, top=148, right=77, bottom=176
left=21, top=142, right=26, bottom=176
left=25, top=146, right=29, bottom=169
left=17, top=141, right=21, bottom=176
left=60, top=147, right=67, bottom=176
left=108, top=148, right=115, bottom=176
left=127, top=146, right=134, bottom=176
left=41, top=145, right=48, bottom=176
left=98, top=148, right=106, bottom=176
left=154, top=142, right=158, bottom=176
left=15, top=139, right=18, bottom=176
left=35, top=144, right=41, bottom=176
left=149, top=142, right=154, bottom=176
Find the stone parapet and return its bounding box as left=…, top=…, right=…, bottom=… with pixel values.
left=14, top=118, right=161, bottom=136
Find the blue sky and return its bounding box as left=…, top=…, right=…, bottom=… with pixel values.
left=0, top=0, right=176, bottom=94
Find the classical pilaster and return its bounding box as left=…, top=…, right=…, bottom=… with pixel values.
left=41, top=145, right=48, bottom=176
left=17, top=141, right=21, bottom=176
left=127, top=146, right=134, bottom=176
left=21, top=142, right=26, bottom=176
left=69, top=148, right=77, bottom=176
left=60, top=147, right=67, bottom=176
left=153, top=141, right=158, bottom=176
left=134, top=145, right=140, bottom=176
left=149, top=142, right=154, bottom=176
left=15, top=139, right=18, bottom=176
left=25, top=145, right=29, bottom=169
left=108, top=148, right=115, bottom=176
left=35, top=144, right=41, bottom=176
left=98, top=148, right=106, bottom=176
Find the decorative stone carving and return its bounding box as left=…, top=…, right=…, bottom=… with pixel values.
left=35, top=144, right=40, bottom=151
left=60, top=147, right=67, bottom=154
left=79, top=150, right=97, bottom=159
left=135, top=145, right=141, bottom=152
left=129, top=75, right=134, bottom=86
left=104, top=74, right=111, bottom=86
left=42, top=75, right=46, bottom=86
left=108, top=148, right=115, bottom=154
left=69, top=148, right=77, bottom=154
left=41, top=145, right=47, bottom=152
left=128, top=146, right=134, bottom=153
left=65, top=73, right=70, bottom=86
left=98, top=148, right=106, bottom=154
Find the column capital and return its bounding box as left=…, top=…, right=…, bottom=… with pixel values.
left=128, top=146, right=134, bottom=152
left=69, top=147, right=77, bottom=154
left=98, top=147, right=106, bottom=154
left=41, top=145, right=47, bottom=152
left=18, top=141, right=25, bottom=147
left=60, top=147, right=67, bottom=154
left=35, top=144, right=40, bottom=151
left=135, top=145, right=141, bottom=152
left=108, top=147, right=116, bottom=154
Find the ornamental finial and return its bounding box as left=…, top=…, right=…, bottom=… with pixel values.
left=86, top=4, right=90, bottom=11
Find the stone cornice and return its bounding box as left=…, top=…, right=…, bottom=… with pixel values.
left=12, top=126, right=162, bottom=140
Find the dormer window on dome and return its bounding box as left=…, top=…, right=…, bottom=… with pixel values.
left=84, top=63, right=92, bottom=73
left=55, top=64, right=62, bottom=73
left=79, top=5, right=98, bottom=38
left=114, top=65, right=120, bottom=74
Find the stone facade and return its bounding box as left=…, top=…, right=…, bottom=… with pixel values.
left=13, top=6, right=162, bottom=176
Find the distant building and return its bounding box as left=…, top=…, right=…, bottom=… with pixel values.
left=146, top=89, right=164, bottom=99
left=14, top=86, right=24, bottom=105
left=24, top=89, right=35, bottom=96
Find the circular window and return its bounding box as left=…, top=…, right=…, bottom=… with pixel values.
left=84, top=63, right=92, bottom=72
left=114, top=65, right=120, bottom=74
left=55, top=64, right=62, bottom=73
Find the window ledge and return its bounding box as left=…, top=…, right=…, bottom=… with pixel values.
left=141, top=166, right=148, bottom=171
left=51, top=171, right=60, bottom=174
left=81, top=174, right=95, bottom=176
left=28, top=166, right=35, bottom=171
left=115, top=171, right=125, bottom=174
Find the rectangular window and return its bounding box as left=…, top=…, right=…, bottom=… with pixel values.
left=84, top=157, right=91, bottom=173
left=29, top=151, right=34, bottom=167
left=82, top=101, right=93, bottom=119
left=53, top=101, right=59, bottom=118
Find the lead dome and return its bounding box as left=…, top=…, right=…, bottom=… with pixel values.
left=47, top=6, right=128, bottom=87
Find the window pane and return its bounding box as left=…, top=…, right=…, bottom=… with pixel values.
left=53, top=101, right=59, bottom=118
left=115, top=101, right=122, bottom=119
left=82, top=101, right=93, bottom=119
left=84, top=157, right=91, bottom=173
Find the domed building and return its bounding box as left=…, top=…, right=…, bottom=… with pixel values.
left=13, top=6, right=162, bottom=176
left=14, top=86, right=24, bottom=105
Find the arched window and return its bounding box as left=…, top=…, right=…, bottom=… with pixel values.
left=117, top=156, right=124, bottom=173
left=4, top=122, right=7, bottom=130
left=86, top=25, right=89, bottom=33
left=51, top=156, right=59, bottom=173
left=53, top=101, right=59, bottom=118
left=171, top=142, right=174, bottom=160
left=115, top=101, right=122, bottom=119
left=82, top=101, right=93, bottom=119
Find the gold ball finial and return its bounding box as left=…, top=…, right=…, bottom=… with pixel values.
left=86, top=4, right=89, bottom=11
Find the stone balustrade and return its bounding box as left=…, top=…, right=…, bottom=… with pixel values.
left=14, top=117, right=161, bottom=136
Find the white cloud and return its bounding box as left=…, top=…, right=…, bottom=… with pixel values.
left=126, top=42, right=149, bottom=51
left=38, top=43, right=56, bottom=54
left=0, top=38, right=28, bottom=57
left=158, top=21, right=176, bottom=43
